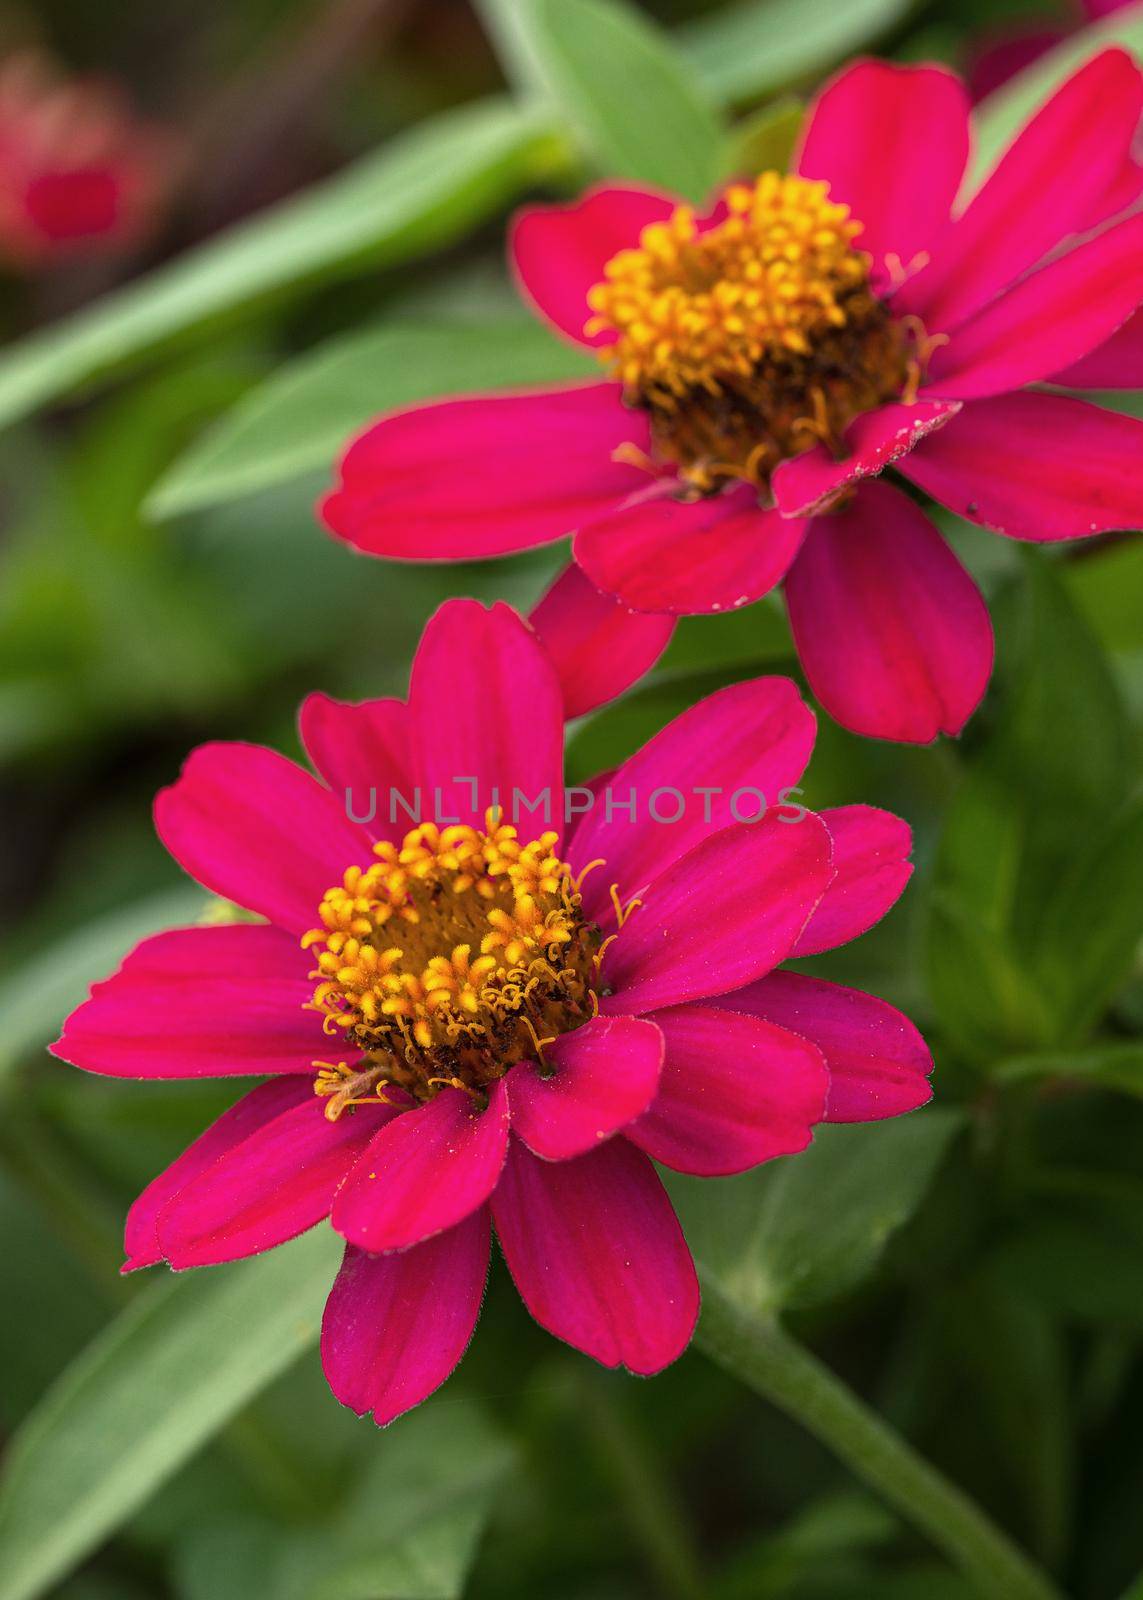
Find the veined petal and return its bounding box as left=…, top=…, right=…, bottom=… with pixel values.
left=298, top=693, right=412, bottom=843
left=506, top=1016, right=663, bottom=1162
left=925, top=211, right=1143, bottom=399
left=332, top=1081, right=510, bottom=1253
left=322, top=382, right=652, bottom=560
left=792, top=806, right=913, bottom=957
left=567, top=676, right=817, bottom=925
left=321, top=1213, right=490, bottom=1426
left=899, top=391, right=1143, bottom=540
left=718, top=970, right=932, bottom=1123
left=784, top=482, right=993, bottom=744
left=627, top=1004, right=827, bottom=1176
left=902, top=50, right=1143, bottom=331
left=1052, top=306, right=1143, bottom=389
left=157, top=1094, right=392, bottom=1269
left=124, top=1077, right=314, bottom=1272
left=510, top=184, right=678, bottom=346
left=797, top=59, right=970, bottom=285
left=408, top=600, right=564, bottom=834
left=528, top=562, right=675, bottom=720
left=492, top=1137, right=699, bottom=1374
left=575, top=481, right=809, bottom=615
left=772, top=401, right=960, bottom=518
left=153, top=743, right=373, bottom=937
left=51, top=923, right=321, bottom=1079
left=601, top=814, right=833, bottom=1014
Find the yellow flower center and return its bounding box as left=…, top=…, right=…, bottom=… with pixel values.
left=587, top=173, right=921, bottom=493
left=302, top=814, right=606, bottom=1114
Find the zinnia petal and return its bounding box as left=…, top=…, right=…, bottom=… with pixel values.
left=771, top=401, right=960, bottom=518
left=792, top=806, right=913, bottom=957
left=298, top=692, right=412, bottom=843
left=492, top=1136, right=699, bottom=1374
left=575, top=482, right=809, bottom=614
left=153, top=742, right=373, bottom=936
left=797, top=59, right=970, bottom=284
left=718, top=971, right=933, bottom=1123
left=528, top=562, right=675, bottom=719
left=601, top=814, right=833, bottom=1014
left=506, top=1016, right=663, bottom=1162
left=627, top=1004, right=827, bottom=1176
left=784, top=482, right=993, bottom=743
left=321, top=1212, right=490, bottom=1426
left=50, top=924, right=321, bottom=1079
left=332, top=1080, right=510, bottom=1253
left=322, top=383, right=652, bottom=560
left=1051, top=306, right=1143, bottom=389
left=900, top=391, right=1143, bottom=541
left=157, top=1095, right=392, bottom=1269
left=408, top=599, right=564, bottom=832
left=567, top=676, right=817, bottom=924
left=510, top=184, right=677, bottom=346
left=925, top=211, right=1143, bottom=399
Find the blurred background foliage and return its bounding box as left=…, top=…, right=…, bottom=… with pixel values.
left=0, top=0, right=1142, bottom=1597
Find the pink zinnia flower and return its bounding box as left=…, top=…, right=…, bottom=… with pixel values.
left=323, top=51, right=1143, bottom=745
left=53, top=600, right=931, bottom=1424
left=0, top=51, right=171, bottom=267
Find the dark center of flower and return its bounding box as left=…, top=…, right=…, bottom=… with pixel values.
left=302, top=815, right=609, bottom=1114
left=587, top=172, right=934, bottom=494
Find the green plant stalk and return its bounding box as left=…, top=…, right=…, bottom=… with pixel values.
left=697, top=1285, right=1064, bottom=1600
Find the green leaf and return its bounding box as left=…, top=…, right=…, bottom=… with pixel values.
left=481, top=0, right=724, bottom=199
left=996, top=1041, right=1143, bottom=1094
left=0, top=98, right=563, bottom=434
left=0, top=889, right=206, bottom=1077
left=679, top=0, right=917, bottom=105
left=174, top=1406, right=515, bottom=1600
left=721, top=97, right=804, bottom=182
left=0, top=1229, right=342, bottom=1600
left=147, top=319, right=593, bottom=520
left=974, top=9, right=1143, bottom=179
left=673, top=1112, right=963, bottom=1320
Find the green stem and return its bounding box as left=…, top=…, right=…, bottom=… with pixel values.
left=697, top=1287, right=1063, bottom=1600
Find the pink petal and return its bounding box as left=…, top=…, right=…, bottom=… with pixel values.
left=601, top=813, right=833, bottom=1014
left=566, top=676, right=817, bottom=925
left=298, top=693, right=412, bottom=843
left=321, top=1211, right=490, bottom=1426
left=718, top=970, right=932, bottom=1123
left=506, top=1016, right=663, bottom=1161
left=925, top=211, right=1143, bottom=399
left=51, top=924, right=323, bottom=1080
left=627, top=1004, right=827, bottom=1176
left=792, top=806, right=913, bottom=957
left=157, top=1096, right=393, bottom=1269
left=510, top=184, right=677, bottom=346
left=321, top=382, right=652, bottom=560
left=408, top=600, right=564, bottom=833
left=492, top=1136, right=698, bottom=1374
left=784, top=482, right=993, bottom=744
left=153, top=742, right=373, bottom=937
left=575, top=481, right=809, bottom=614
left=124, top=1078, right=313, bottom=1272
left=902, top=50, right=1143, bottom=331
left=899, top=391, right=1143, bottom=541
left=528, top=562, right=675, bottom=719
left=1052, top=305, right=1143, bottom=389
left=772, top=401, right=961, bottom=518
left=797, top=60, right=970, bottom=285
left=332, top=1081, right=510, bottom=1253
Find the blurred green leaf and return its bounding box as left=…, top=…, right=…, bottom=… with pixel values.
left=173, top=1405, right=515, bottom=1600
left=481, top=0, right=724, bottom=199
left=1067, top=539, right=1143, bottom=655
left=997, top=1041, right=1143, bottom=1094
left=148, top=319, right=593, bottom=520
left=679, top=0, right=916, bottom=105
left=974, top=7, right=1143, bottom=178
left=0, top=890, right=206, bottom=1078
left=721, top=97, right=804, bottom=181
left=0, top=99, right=564, bottom=433
left=673, top=1112, right=963, bottom=1320
left=0, top=1229, right=341, bottom=1600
